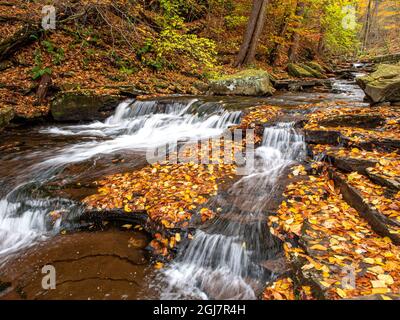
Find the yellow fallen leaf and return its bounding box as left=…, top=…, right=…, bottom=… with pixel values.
left=363, top=257, right=375, bottom=264
left=310, top=244, right=328, bottom=251
left=371, top=280, right=387, bottom=288
left=372, top=288, right=389, bottom=294
left=336, top=288, right=347, bottom=298
left=377, top=274, right=394, bottom=285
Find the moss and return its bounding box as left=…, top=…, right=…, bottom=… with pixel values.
left=287, top=63, right=313, bottom=78
left=300, top=63, right=325, bottom=79
left=209, top=69, right=275, bottom=96
left=0, top=106, right=14, bottom=131
left=305, top=61, right=326, bottom=74
left=356, top=64, right=400, bottom=103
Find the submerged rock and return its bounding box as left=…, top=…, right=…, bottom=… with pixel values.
left=356, top=64, right=400, bottom=103
left=0, top=106, right=14, bottom=131
left=51, top=92, right=125, bottom=121
left=208, top=69, right=275, bottom=96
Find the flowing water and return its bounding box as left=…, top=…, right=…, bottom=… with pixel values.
left=0, top=78, right=366, bottom=298
left=0, top=98, right=242, bottom=262
left=156, top=123, right=306, bottom=300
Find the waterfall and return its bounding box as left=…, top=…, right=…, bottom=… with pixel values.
left=0, top=99, right=242, bottom=261
left=157, top=122, right=306, bottom=300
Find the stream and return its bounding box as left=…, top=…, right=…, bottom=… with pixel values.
left=0, top=77, right=367, bottom=299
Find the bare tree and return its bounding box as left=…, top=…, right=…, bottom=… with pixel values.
left=234, top=0, right=269, bottom=67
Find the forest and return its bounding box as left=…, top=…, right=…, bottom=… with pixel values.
left=0, top=0, right=400, bottom=303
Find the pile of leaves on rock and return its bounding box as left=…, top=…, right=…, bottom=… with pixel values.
left=264, top=104, right=400, bottom=300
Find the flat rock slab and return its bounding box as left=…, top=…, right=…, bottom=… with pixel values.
left=318, top=114, right=385, bottom=129
left=331, top=171, right=400, bottom=245
left=0, top=230, right=154, bottom=300
left=305, top=129, right=400, bottom=153
left=366, top=168, right=400, bottom=192
left=326, top=154, right=377, bottom=174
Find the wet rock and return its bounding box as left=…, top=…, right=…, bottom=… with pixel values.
left=356, top=64, right=400, bottom=103
left=332, top=171, right=400, bottom=245
left=0, top=106, right=14, bottom=131
left=274, top=79, right=332, bottom=91
left=326, top=155, right=377, bottom=174
left=305, top=129, right=343, bottom=146
left=208, top=69, right=275, bottom=96
left=318, top=114, right=385, bottom=129
left=51, top=92, right=125, bottom=122
left=0, top=230, right=152, bottom=300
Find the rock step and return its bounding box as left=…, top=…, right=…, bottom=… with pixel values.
left=366, top=168, right=400, bottom=192
left=331, top=170, right=400, bottom=245
left=305, top=129, right=400, bottom=153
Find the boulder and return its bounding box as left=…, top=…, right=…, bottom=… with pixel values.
left=208, top=69, right=275, bottom=96
left=287, top=63, right=314, bottom=78
left=356, top=64, right=400, bottom=103
left=51, top=92, right=125, bottom=122
left=299, top=63, right=326, bottom=79
left=305, top=61, right=326, bottom=74
left=0, top=106, right=14, bottom=131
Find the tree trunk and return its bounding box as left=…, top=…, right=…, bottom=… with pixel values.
left=234, top=0, right=268, bottom=67
left=35, top=73, right=52, bottom=105
left=270, top=11, right=290, bottom=65
left=288, top=1, right=305, bottom=63
left=362, top=0, right=373, bottom=50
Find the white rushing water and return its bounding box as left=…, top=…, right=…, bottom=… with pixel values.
left=158, top=123, right=306, bottom=300
left=0, top=99, right=242, bottom=260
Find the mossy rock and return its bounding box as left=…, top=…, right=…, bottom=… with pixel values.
left=209, top=69, right=275, bottom=96
left=287, top=63, right=314, bottom=78
left=51, top=92, right=125, bottom=122
left=356, top=64, right=400, bottom=103
left=305, top=61, right=326, bottom=74
left=0, top=106, right=14, bottom=131
left=300, top=64, right=326, bottom=79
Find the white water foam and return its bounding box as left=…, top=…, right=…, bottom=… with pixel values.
left=158, top=123, right=306, bottom=300
left=0, top=99, right=241, bottom=260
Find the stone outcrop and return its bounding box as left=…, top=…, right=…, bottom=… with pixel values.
left=208, top=69, right=275, bottom=96
left=50, top=92, right=125, bottom=122
left=356, top=64, right=400, bottom=103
